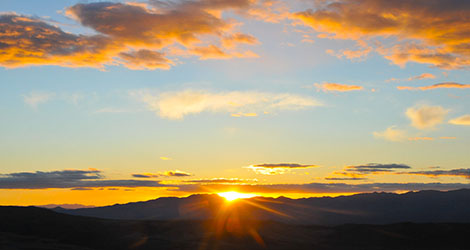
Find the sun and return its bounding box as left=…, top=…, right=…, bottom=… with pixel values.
left=217, top=191, right=256, bottom=202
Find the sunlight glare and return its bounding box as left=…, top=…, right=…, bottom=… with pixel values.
left=217, top=191, right=256, bottom=202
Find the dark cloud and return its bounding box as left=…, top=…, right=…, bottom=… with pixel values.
left=345, top=163, right=411, bottom=173
left=0, top=169, right=166, bottom=189
left=132, top=170, right=193, bottom=178
left=405, top=168, right=470, bottom=179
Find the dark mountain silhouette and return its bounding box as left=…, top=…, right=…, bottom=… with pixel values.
left=55, top=189, right=470, bottom=225
left=1, top=205, right=470, bottom=250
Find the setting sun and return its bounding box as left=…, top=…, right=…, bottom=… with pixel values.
left=217, top=192, right=257, bottom=202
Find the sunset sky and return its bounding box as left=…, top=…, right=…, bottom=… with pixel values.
left=1, top=0, right=470, bottom=206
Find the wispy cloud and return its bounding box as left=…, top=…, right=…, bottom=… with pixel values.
left=404, top=169, right=470, bottom=179
left=23, top=92, right=55, bottom=109
left=245, top=163, right=318, bottom=175
left=132, top=89, right=322, bottom=120
left=132, top=170, right=193, bottom=178
left=398, top=82, right=470, bottom=91
left=344, top=163, right=411, bottom=174
left=373, top=126, right=407, bottom=142
left=408, top=137, right=434, bottom=141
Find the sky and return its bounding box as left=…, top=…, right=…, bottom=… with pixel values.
left=1, top=0, right=470, bottom=206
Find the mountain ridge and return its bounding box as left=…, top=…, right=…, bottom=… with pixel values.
left=50, top=189, right=470, bottom=225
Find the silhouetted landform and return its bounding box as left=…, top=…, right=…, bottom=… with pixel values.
left=1, top=205, right=470, bottom=250
left=55, top=189, right=470, bottom=225
left=39, top=204, right=96, bottom=209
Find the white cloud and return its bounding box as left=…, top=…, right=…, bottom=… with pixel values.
left=132, top=89, right=322, bottom=120
left=22, top=92, right=55, bottom=109
left=373, top=126, right=407, bottom=142
left=406, top=104, right=449, bottom=130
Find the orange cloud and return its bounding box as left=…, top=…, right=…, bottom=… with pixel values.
left=1, top=1, right=271, bottom=70
left=440, top=136, right=456, bottom=140
left=397, top=82, right=470, bottom=91
left=314, top=82, right=363, bottom=92
left=293, top=0, right=470, bottom=69
left=407, top=73, right=436, bottom=81
left=408, top=137, right=434, bottom=141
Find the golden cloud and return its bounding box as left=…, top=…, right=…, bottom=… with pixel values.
left=293, top=0, right=470, bottom=69
left=0, top=0, right=274, bottom=70
left=449, top=115, right=470, bottom=126
left=314, top=82, right=363, bottom=92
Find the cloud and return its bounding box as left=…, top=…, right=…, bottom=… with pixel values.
left=324, top=177, right=366, bottom=181
left=314, top=82, right=363, bottom=92
left=118, top=49, right=174, bottom=70
left=160, top=156, right=172, bottom=160
left=176, top=182, right=470, bottom=194
left=183, top=178, right=258, bottom=184
left=408, top=137, right=434, bottom=141
left=132, top=89, right=322, bottom=120
left=405, top=169, right=470, bottom=179
left=221, top=33, right=259, bottom=48
left=440, top=136, right=456, bottom=140
left=406, top=105, right=449, bottom=130
left=246, top=163, right=318, bottom=175
left=345, top=163, right=411, bottom=174
left=231, top=112, right=258, bottom=117
left=408, top=73, right=436, bottom=81
left=449, top=115, right=470, bottom=126
left=0, top=169, right=166, bottom=189
left=293, top=0, right=470, bottom=69
left=23, top=92, right=55, bottom=108
left=398, top=82, right=470, bottom=91
left=1, top=1, right=273, bottom=70
left=373, top=126, right=407, bottom=142
left=132, top=170, right=193, bottom=178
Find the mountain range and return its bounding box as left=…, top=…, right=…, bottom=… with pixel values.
left=54, top=189, right=470, bottom=225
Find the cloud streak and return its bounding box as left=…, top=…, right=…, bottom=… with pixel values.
left=449, top=115, right=470, bottom=126
left=132, top=170, right=193, bottom=178
left=405, top=169, right=470, bottom=179
left=133, top=89, right=322, bottom=119
left=398, top=82, right=470, bottom=91
left=246, top=163, right=318, bottom=175
left=0, top=169, right=166, bottom=189
left=314, top=82, right=363, bottom=92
